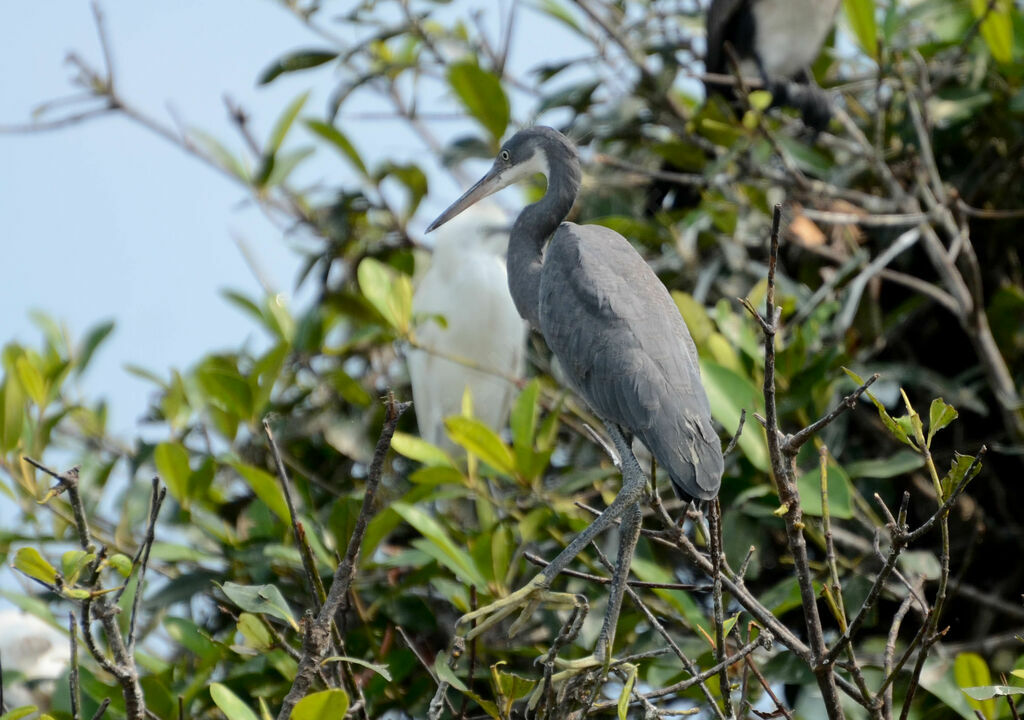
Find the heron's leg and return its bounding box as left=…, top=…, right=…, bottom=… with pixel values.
left=456, top=423, right=648, bottom=640
left=593, top=499, right=642, bottom=664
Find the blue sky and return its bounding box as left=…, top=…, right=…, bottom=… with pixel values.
left=0, top=1, right=575, bottom=436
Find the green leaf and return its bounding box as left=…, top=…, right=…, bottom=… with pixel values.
left=510, top=380, right=540, bottom=465
left=211, top=683, right=260, bottom=720
left=190, top=129, right=247, bottom=182
left=797, top=460, right=854, bottom=519
left=672, top=292, right=714, bottom=349
left=265, top=147, right=315, bottom=188
left=76, top=320, right=115, bottom=375
left=447, top=61, right=510, bottom=142
left=927, top=397, right=958, bottom=446
left=258, top=49, right=337, bottom=85
left=154, top=442, right=191, bottom=506
left=0, top=381, right=24, bottom=453
left=437, top=653, right=501, bottom=719
left=392, top=502, right=488, bottom=587
left=357, top=258, right=413, bottom=333
left=699, top=359, right=768, bottom=471
left=940, top=453, right=983, bottom=499
left=963, top=686, right=1024, bottom=700
left=0, top=707, right=39, bottom=720
left=843, top=0, right=878, bottom=59
left=445, top=416, right=517, bottom=475
left=61, top=550, right=95, bottom=585
left=391, top=432, right=454, bottom=467
left=955, top=652, right=995, bottom=719
left=491, top=662, right=535, bottom=715
left=321, top=656, right=392, bottom=682
left=843, top=368, right=915, bottom=448
left=198, top=363, right=254, bottom=420
left=13, top=547, right=58, bottom=585
left=220, top=582, right=298, bottom=630
left=237, top=613, right=273, bottom=652
left=845, top=450, right=924, bottom=479
left=290, top=689, right=349, bottom=720
left=970, top=0, right=1013, bottom=64
left=15, top=355, right=47, bottom=407
left=379, top=162, right=428, bottom=218
left=305, top=120, right=368, bottom=177
left=230, top=462, right=290, bottom=523
left=268, top=92, right=310, bottom=156
left=107, top=553, right=132, bottom=577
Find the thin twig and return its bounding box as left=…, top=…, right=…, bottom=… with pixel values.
left=277, top=394, right=410, bottom=720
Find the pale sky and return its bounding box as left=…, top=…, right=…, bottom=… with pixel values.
left=0, top=1, right=581, bottom=437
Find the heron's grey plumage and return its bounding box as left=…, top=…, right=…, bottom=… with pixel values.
left=434, top=126, right=723, bottom=501
left=429, top=127, right=723, bottom=667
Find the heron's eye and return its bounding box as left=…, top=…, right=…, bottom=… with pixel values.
left=500, top=149, right=510, bottom=162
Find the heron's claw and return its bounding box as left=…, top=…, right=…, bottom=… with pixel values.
left=527, top=654, right=622, bottom=712
left=454, top=574, right=584, bottom=641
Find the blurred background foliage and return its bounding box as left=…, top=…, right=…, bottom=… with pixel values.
left=2, top=0, right=1024, bottom=718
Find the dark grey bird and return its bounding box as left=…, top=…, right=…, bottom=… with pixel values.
left=705, top=0, right=842, bottom=129
left=426, top=126, right=723, bottom=673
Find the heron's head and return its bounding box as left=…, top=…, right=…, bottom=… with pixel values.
left=426, top=126, right=577, bottom=232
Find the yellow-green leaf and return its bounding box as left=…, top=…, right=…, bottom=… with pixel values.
left=210, top=683, right=259, bottom=720
left=13, top=547, right=58, bottom=585
left=231, top=462, right=290, bottom=522
left=357, top=258, right=413, bottom=333
left=971, top=0, right=1013, bottom=64
left=447, top=61, right=510, bottom=143
left=290, top=689, right=349, bottom=720
left=61, top=550, right=95, bottom=586
left=15, top=356, right=47, bottom=407
left=617, top=663, right=637, bottom=720
left=955, top=652, right=995, bottom=719
left=927, top=397, right=958, bottom=446
left=445, top=416, right=516, bottom=475
left=843, top=0, right=878, bottom=59
left=392, top=502, right=488, bottom=587
left=154, top=442, right=191, bottom=506
left=391, top=432, right=454, bottom=468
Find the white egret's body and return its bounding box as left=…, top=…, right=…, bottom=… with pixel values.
left=0, top=609, right=68, bottom=709
left=409, top=203, right=527, bottom=448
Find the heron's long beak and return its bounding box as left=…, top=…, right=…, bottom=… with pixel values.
left=426, top=164, right=505, bottom=233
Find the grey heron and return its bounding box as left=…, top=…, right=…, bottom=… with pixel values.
left=426, top=126, right=723, bottom=669
left=705, top=0, right=842, bottom=129
left=408, top=202, right=527, bottom=449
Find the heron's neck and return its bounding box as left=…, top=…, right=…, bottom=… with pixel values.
left=507, top=156, right=580, bottom=329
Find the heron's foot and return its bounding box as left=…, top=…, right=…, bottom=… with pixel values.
left=455, top=574, right=585, bottom=642
left=527, top=654, right=622, bottom=712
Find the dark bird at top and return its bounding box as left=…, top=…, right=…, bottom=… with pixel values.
left=427, top=126, right=723, bottom=672
left=705, top=0, right=842, bottom=129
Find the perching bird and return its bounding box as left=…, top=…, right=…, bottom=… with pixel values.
left=705, top=0, right=842, bottom=129
left=408, top=202, right=527, bottom=448
left=0, top=609, right=68, bottom=710
left=427, top=126, right=723, bottom=673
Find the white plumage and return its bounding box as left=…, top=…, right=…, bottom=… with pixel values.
left=408, top=203, right=527, bottom=448
left=0, top=609, right=68, bottom=709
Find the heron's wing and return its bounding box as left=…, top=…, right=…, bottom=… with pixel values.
left=705, top=0, right=748, bottom=73
left=540, top=223, right=723, bottom=500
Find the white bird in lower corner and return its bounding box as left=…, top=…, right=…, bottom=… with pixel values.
left=408, top=202, right=528, bottom=449
left=0, top=609, right=68, bottom=710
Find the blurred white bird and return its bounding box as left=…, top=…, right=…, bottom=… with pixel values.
left=409, top=202, right=528, bottom=448
left=0, top=609, right=68, bottom=710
